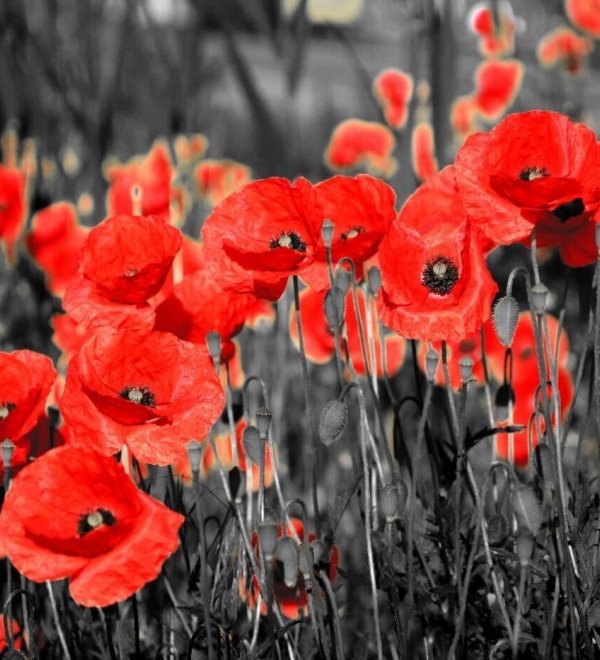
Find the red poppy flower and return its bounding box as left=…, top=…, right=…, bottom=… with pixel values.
left=0, top=164, right=26, bottom=259
left=324, top=119, right=397, bottom=178
left=468, top=1, right=516, bottom=57
left=63, top=214, right=182, bottom=331
left=566, top=0, right=600, bottom=38
left=411, top=122, right=439, bottom=182
left=201, top=177, right=321, bottom=300
left=537, top=27, right=593, bottom=75
left=0, top=446, right=184, bottom=607
left=418, top=330, right=485, bottom=389
left=455, top=110, right=600, bottom=265
left=195, top=159, right=252, bottom=207
left=473, top=60, right=524, bottom=121
left=173, top=133, right=209, bottom=166
left=244, top=518, right=340, bottom=620
left=299, top=174, right=396, bottom=291
left=0, top=616, right=22, bottom=652
left=105, top=142, right=179, bottom=221
left=372, top=69, right=414, bottom=130
left=378, top=167, right=498, bottom=342
left=450, top=95, right=480, bottom=144
left=26, top=202, right=88, bottom=296
left=59, top=330, right=224, bottom=465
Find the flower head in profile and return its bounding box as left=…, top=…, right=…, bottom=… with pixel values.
left=537, top=27, right=593, bottom=75
left=201, top=177, right=321, bottom=300
left=372, top=69, right=414, bottom=130
left=0, top=446, right=184, bottom=607
left=378, top=167, right=498, bottom=342
left=63, top=214, right=182, bottom=331
left=455, top=110, right=600, bottom=266
left=60, top=330, right=224, bottom=465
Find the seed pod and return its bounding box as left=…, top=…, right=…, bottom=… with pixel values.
left=324, top=287, right=346, bottom=331
left=242, top=425, right=263, bottom=465
left=459, top=356, right=474, bottom=384
left=493, top=296, right=519, bottom=347
left=487, top=513, right=508, bottom=547
left=1, top=439, right=15, bottom=469
left=319, top=399, right=348, bottom=446
left=380, top=483, right=399, bottom=522
left=275, top=536, right=298, bottom=588
left=425, top=348, right=439, bottom=381
left=321, top=218, right=334, bottom=248
left=531, top=283, right=548, bottom=316
left=255, top=406, right=272, bottom=438
left=334, top=269, right=351, bottom=295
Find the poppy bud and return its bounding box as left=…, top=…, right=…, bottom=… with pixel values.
left=334, top=269, right=351, bottom=295
left=311, top=538, right=326, bottom=564
left=321, top=218, right=335, bottom=248
left=242, top=425, right=263, bottom=465
left=324, top=287, right=345, bottom=331
left=380, top=483, right=399, bottom=522
left=516, top=527, right=535, bottom=566
left=319, top=399, right=348, bottom=446
left=297, top=543, right=314, bottom=579
left=205, top=331, right=222, bottom=363
left=275, top=536, right=298, bottom=588
left=459, top=356, right=474, bottom=383
left=1, top=439, right=14, bottom=469
left=229, top=466, right=244, bottom=503
left=531, top=283, right=548, bottom=316
left=493, top=296, right=519, bottom=347
left=255, top=406, right=272, bottom=438
left=187, top=440, right=202, bottom=474
left=367, top=267, right=382, bottom=296
left=495, top=383, right=515, bottom=420
left=487, top=513, right=508, bottom=547
left=258, top=515, right=278, bottom=559
left=425, top=348, right=439, bottom=381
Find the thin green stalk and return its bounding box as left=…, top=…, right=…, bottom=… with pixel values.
left=318, top=570, right=344, bottom=660
left=325, top=245, right=345, bottom=389
left=512, top=564, right=528, bottom=658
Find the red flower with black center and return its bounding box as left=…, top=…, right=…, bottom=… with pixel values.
left=455, top=110, right=600, bottom=266
left=0, top=164, right=26, bottom=260
left=0, top=446, right=184, bottom=607
left=324, top=119, right=397, bottom=178
left=473, top=60, right=524, bottom=121
left=299, top=174, right=396, bottom=291
left=566, top=0, right=600, bottom=38
left=59, top=330, right=224, bottom=465
left=195, top=159, right=252, bottom=207
left=378, top=167, right=497, bottom=342
left=201, top=177, right=321, bottom=300
left=411, top=122, right=439, bottom=182
left=63, top=214, right=182, bottom=331
left=26, top=202, right=88, bottom=296
left=372, top=69, right=414, bottom=130
left=538, top=27, right=593, bottom=75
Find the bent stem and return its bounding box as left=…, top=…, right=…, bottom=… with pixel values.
left=46, top=581, right=72, bottom=660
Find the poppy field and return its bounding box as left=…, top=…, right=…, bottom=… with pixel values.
left=3, top=1, right=600, bottom=658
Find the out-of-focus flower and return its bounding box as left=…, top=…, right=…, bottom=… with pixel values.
left=60, top=330, right=224, bottom=465
left=282, top=0, right=363, bottom=24
left=537, top=27, right=593, bottom=75
left=0, top=164, right=26, bottom=260
left=450, top=95, right=481, bottom=144
left=195, top=159, right=252, bottom=207
left=372, top=69, right=414, bottom=130
left=565, top=0, right=600, bottom=38
left=0, top=446, right=184, bottom=607
left=324, top=119, right=397, bottom=178
left=473, top=60, right=524, bottom=121
left=411, top=122, right=439, bottom=182
left=0, top=615, right=23, bottom=652
left=468, top=1, right=516, bottom=57
left=173, top=133, right=209, bottom=166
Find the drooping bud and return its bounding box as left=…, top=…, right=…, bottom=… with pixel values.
left=516, top=527, right=535, bottom=566
left=319, top=399, right=348, bottom=446
left=493, top=296, right=519, bottom=347
left=229, top=466, right=244, bottom=503
left=324, top=287, right=346, bottom=331
left=367, top=267, right=382, bottom=296
left=459, top=356, right=474, bottom=384
left=425, top=348, right=439, bottom=381
left=1, top=439, right=15, bottom=469
left=258, top=515, right=278, bottom=559
left=255, top=406, right=272, bottom=439
left=242, top=425, right=263, bottom=465
left=380, top=483, right=399, bottom=523
left=334, top=268, right=351, bottom=295
left=275, top=536, right=298, bottom=588
left=321, top=218, right=335, bottom=249
left=495, top=383, right=515, bottom=421
left=205, top=331, right=222, bottom=363
left=187, top=440, right=203, bottom=474
left=531, top=283, right=548, bottom=316
left=297, top=543, right=314, bottom=579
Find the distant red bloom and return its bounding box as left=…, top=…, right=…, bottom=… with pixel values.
left=299, top=174, right=396, bottom=291
left=566, top=0, right=600, bottom=38
left=372, top=69, right=414, bottom=130
left=0, top=615, right=22, bottom=652
left=105, top=142, right=179, bottom=221
left=63, top=214, right=182, bottom=331
left=324, top=119, right=397, bottom=178
left=0, top=164, right=26, bottom=259
left=26, top=202, right=88, bottom=296
left=0, top=446, right=184, bottom=607
left=473, top=60, right=524, bottom=121
left=537, top=27, right=593, bottom=74
left=450, top=95, right=480, bottom=143
left=60, top=330, right=224, bottom=465
left=418, top=331, right=485, bottom=389
left=195, top=159, right=252, bottom=207
left=468, top=1, right=516, bottom=57
left=455, top=110, right=600, bottom=265
left=290, top=286, right=405, bottom=378
left=411, top=122, right=439, bottom=182
left=201, top=177, right=321, bottom=300
left=378, top=167, right=498, bottom=342
left=173, top=133, right=209, bottom=166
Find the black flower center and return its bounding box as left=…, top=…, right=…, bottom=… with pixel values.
left=552, top=197, right=584, bottom=222
left=0, top=402, right=16, bottom=420
left=119, top=385, right=156, bottom=407
left=422, top=256, right=459, bottom=295
left=269, top=232, right=306, bottom=252
left=78, top=508, right=117, bottom=536
left=519, top=166, right=550, bottom=181
left=340, top=226, right=365, bottom=240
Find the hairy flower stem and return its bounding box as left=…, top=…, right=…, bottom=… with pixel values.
left=512, top=564, right=528, bottom=658
left=318, top=569, right=344, bottom=660
left=325, top=245, right=345, bottom=389
left=3, top=461, right=12, bottom=626
left=46, top=581, right=72, bottom=660
left=386, top=522, right=403, bottom=647
left=292, top=275, right=321, bottom=535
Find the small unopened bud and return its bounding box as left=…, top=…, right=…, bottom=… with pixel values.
left=531, top=283, right=548, bottom=316
left=311, top=539, right=326, bottom=564
left=297, top=543, right=314, bottom=579
left=321, top=218, right=334, bottom=248
left=459, top=356, right=474, bottom=384
left=242, top=425, right=263, bottom=465
left=380, top=483, right=399, bottom=522
left=367, top=267, right=382, bottom=296
left=255, top=406, right=272, bottom=438
left=487, top=513, right=508, bottom=547
left=495, top=383, right=515, bottom=421
left=516, top=527, right=535, bottom=566
left=425, top=348, right=439, bottom=381
left=1, top=439, right=14, bottom=469
left=334, top=269, right=351, bottom=295
left=258, top=516, right=278, bottom=559
left=229, top=466, right=244, bottom=503
left=493, top=296, right=519, bottom=346
left=319, top=399, right=348, bottom=446
left=324, top=287, right=346, bottom=331
left=206, top=332, right=222, bottom=362
left=275, top=536, right=298, bottom=587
